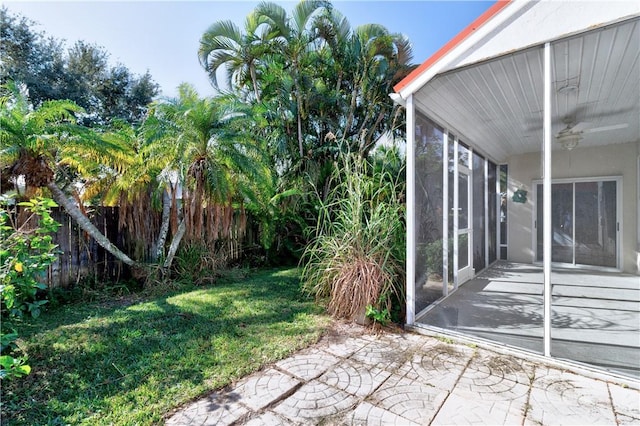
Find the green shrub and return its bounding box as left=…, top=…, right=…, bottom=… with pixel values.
left=301, top=153, right=404, bottom=322
left=0, top=197, right=60, bottom=380
left=173, top=242, right=227, bottom=285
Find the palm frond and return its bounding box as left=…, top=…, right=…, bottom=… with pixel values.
left=255, top=1, right=289, bottom=38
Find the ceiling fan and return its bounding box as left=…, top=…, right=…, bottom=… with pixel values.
left=555, top=118, right=629, bottom=150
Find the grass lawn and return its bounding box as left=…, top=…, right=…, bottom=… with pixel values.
left=1, top=267, right=330, bottom=425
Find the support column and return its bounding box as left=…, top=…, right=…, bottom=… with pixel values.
left=442, top=131, right=449, bottom=297
left=543, top=42, right=552, bottom=357
left=406, top=94, right=416, bottom=326
left=453, top=137, right=459, bottom=289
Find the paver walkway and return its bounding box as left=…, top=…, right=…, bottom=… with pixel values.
left=165, top=322, right=640, bottom=425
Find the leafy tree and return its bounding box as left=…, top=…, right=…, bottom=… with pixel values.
left=325, top=21, right=413, bottom=156
left=0, top=7, right=159, bottom=126
left=201, top=0, right=413, bottom=165
left=0, top=82, right=137, bottom=266
left=0, top=7, right=65, bottom=108
left=199, top=0, right=414, bottom=264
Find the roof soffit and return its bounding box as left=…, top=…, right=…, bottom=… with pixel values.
left=396, top=0, right=640, bottom=99
left=412, top=17, right=640, bottom=162
left=450, top=1, right=640, bottom=70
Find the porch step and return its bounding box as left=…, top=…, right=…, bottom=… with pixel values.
left=462, top=328, right=640, bottom=377
left=553, top=296, right=639, bottom=312
left=554, top=284, right=640, bottom=302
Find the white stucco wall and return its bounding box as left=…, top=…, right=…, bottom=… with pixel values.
left=507, top=140, right=639, bottom=274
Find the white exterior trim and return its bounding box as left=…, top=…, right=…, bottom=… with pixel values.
left=442, top=130, right=450, bottom=296
left=397, top=1, right=527, bottom=99
left=543, top=42, right=552, bottom=358
left=406, top=94, right=416, bottom=326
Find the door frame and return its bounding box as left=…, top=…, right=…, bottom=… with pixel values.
left=453, top=139, right=474, bottom=286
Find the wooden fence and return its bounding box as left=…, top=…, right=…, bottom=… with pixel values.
left=11, top=206, right=252, bottom=289
left=47, top=207, right=128, bottom=288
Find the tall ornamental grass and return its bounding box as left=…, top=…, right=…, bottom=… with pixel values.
left=301, top=152, right=404, bottom=322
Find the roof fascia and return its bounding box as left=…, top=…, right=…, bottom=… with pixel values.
left=394, top=0, right=526, bottom=99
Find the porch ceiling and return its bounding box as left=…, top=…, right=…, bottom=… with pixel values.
left=414, top=17, right=640, bottom=163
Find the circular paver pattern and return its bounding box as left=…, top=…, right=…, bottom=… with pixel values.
left=368, top=374, right=448, bottom=424
left=526, top=367, right=618, bottom=425
left=322, top=337, right=371, bottom=358
left=456, top=355, right=531, bottom=400
left=275, top=349, right=340, bottom=381
left=273, top=380, right=358, bottom=423
left=465, top=350, right=535, bottom=385
left=349, top=401, right=421, bottom=426
left=165, top=393, right=248, bottom=426
left=319, top=359, right=391, bottom=397
left=432, top=390, right=526, bottom=426
left=350, top=338, right=411, bottom=369
left=243, top=411, right=296, bottom=426
left=234, top=368, right=301, bottom=410
left=398, top=341, right=474, bottom=391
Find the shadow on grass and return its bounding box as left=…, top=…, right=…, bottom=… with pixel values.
left=2, top=267, right=327, bottom=425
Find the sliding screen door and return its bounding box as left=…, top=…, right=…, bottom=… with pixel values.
left=536, top=178, right=619, bottom=268
left=574, top=181, right=618, bottom=267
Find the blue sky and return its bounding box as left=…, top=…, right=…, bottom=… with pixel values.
left=4, top=1, right=494, bottom=98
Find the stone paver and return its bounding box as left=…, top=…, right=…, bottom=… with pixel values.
left=433, top=349, right=531, bottom=425
left=243, top=411, right=296, bottom=426
left=273, top=380, right=358, bottom=423
left=275, top=348, right=339, bottom=381
left=463, top=349, right=535, bottom=387
left=525, top=367, right=618, bottom=425
left=397, top=340, right=473, bottom=391
left=233, top=368, right=301, bottom=411
left=609, top=382, right=640, bottom=424
left=165, top=392, right=248, bottom=426
left=432, top=389, right=525, bottom=425
left=319, top=358, right=391, bottom=397
left=350, top=337, right=412, bottom=370
left=367, top=373, right=448, bottom=424
left=349, top=401, right=420, bottom=426
left=322, top=336, right=371, bottom=358
left=164, top=323, right=640, bottom=425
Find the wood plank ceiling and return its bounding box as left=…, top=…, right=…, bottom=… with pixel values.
left=414, top=17, right=640, bottom=163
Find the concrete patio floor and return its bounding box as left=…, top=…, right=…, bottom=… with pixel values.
left=165, top=322, right=640, bottom=425
left=417, top=262, right=640, bottom=379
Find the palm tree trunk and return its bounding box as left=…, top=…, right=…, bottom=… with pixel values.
left=250, top=65, right=261, bottom=102
left=297, top=110, right=304, bottom=158
left=154, top=188, right=172, bottom=262
left=46, top=182, right=137, bottom=267
left=163, top=218, right=186, bottom=270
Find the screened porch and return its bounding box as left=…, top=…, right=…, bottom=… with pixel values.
left=398, top=5, right=639, bottom=379
left=416, top=262, right=640, bottom=378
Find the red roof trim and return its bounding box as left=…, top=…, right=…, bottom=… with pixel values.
left=394, top=0, right=514, bottom=93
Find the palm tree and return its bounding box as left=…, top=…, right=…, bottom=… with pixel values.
left=84, top=121, right=167, bottom=263
left=253, top=0, right=331, bottom=159
left=0, top=82, right=137, bottom=266
left=144, top=83, right=271, bottom=266
left=199, top=12, right=270, bottom=102
left=315, top=15, right=414, bottom=156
